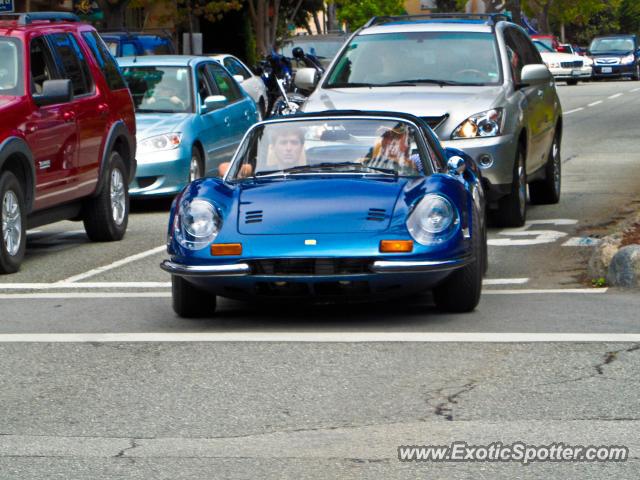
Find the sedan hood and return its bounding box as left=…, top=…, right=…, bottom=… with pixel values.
left=135, top=113, right=190, bottom=140
left=237, top=177, right=407, bottom=234
left=303, top=86, right=503, bottom=119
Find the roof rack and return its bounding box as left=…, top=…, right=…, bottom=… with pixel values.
left=0, top=12, right=81, bottom=25
left=363, top=13, right=511, bottom=29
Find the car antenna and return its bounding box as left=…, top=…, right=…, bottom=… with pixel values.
left=133, top=56, right=137, bottom=63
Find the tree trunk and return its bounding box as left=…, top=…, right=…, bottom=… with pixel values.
left=312, top=11, right=322, bottom=34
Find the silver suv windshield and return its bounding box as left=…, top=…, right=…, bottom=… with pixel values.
left=0, top=37, right=21, bottom=96
left=326, top=31, right=502, bottom=88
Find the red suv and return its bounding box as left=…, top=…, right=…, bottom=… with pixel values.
left=0, top=12, right=136, bottom=273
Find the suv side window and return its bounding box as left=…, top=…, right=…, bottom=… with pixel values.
left=504, top=28, right=526, bottom=83
left=49, top=33, right=93, bottom=96
left=29, top=36, right=58, bottom=94
left=511, top=28, right=542, bottom=65
left=82, top=31, right=127, bottom=91
left=121, top=42, right=137, bottom=57
left=206, top=63, right=243, bottom=103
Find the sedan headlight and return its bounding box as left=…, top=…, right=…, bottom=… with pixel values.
left=451, top=109, right=503, bottom=139
left=621, top=54, right=635, bottom=65
left=406, top=194, right=460, bottom=245
left=547, top=61, right=561, bottom=68
left=175, top=198, right=221, bottom=250
left=138, top=133, right=183, bottom=154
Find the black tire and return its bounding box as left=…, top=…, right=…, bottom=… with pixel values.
left=83, top=151, right=129, bottom=242
left=529, top=130, right=562, bottom=205
left=634, top=64, right=640, bottom=81
left=172, top=275, right=217, bottom=318
left=0, top=171, right=27, bottom=274
left=566, top=79, right=578, bottom=86
left=189, top=147, right=204, bottom=182
left=433, top=209, right=483, bottom=313
left=258, top=98, right=266, bottom=120
left=494, top=145, right=527, bottom=228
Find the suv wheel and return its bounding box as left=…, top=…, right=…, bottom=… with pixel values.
left=634, top=64, right=640, bottom=81
left=172, top=275, right=217, bottom=318
left=433, top=208, right=483, bottom=312
left=494, top=146, right=527, bottom=227
left=567, top=79, right=578, bottom=86
left=0, top=171, right=27, bottom=274
left=83, top=151, right=129, bottom=241
left=530, top=131, right=561, bottom=205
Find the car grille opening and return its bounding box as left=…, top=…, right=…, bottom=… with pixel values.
left=366, top=208, right=387, bottom=222
left=137, top=176, right=157, bottom=189
left=561, top=61, right=583, bottom=68
left=245, top=210, right=263, bottom=224
left=250, top=258, right=372, bottom=276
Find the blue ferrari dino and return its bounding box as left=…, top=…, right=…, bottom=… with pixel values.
left=161, top=111, right=487, bottom=317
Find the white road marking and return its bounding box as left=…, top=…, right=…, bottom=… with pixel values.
left=587, top=100, right=603, bottom=107
left=58, top=246, right=167, bottom=283
left=562, top=237, right=603, bottom=247
left=0, top=282, right=171, bottom=290
left=0, top=288, right=606, bottom=300
left=526, top=219, right=578, bottom=226
left=489, top=219, right=578, bottom=246
left=0, top=331, right=633, bottom=343
left=483, top=278, right=529, bottom=285
left=564, top=107, right=584, bottom=115
left=608, top=93, right=623, bottom=99
left=631, top=87, right=640, bottom=92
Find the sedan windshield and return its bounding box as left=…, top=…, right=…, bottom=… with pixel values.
left=326, top=32, right=501, bottom=88
left=228, top=118, right=431, bottom=181
left=0, top=37, right=22, bottom=96
left=121, top=66, right=192, bottom=113
left=590, top=37, right=635, bottom=54
left=533, top=40, right=554, bottom=53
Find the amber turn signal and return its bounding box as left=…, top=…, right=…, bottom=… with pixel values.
left=379, top=240, right=413, bottom=253
left=211, top=243, right=242, bottom=256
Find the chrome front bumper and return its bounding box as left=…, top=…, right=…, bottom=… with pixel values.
left=161, top=256, right=471, bottom=277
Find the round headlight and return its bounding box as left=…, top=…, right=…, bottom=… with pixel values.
left=407, top=194, right=459, bottom=244
left=178, top=199, right=221, bottom=249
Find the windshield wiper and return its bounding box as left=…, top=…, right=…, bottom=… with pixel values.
left=381, top=78, right=475, bottom=87
left=325, top=82, right=377, bottom=88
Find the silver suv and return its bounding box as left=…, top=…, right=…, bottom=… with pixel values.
left=298, top=14, right=562, bottom=227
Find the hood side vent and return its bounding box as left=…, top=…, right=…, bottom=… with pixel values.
left=420, top=114, right=449, bottom=131
left=245, top=210, right=263, bottom=224
left=366, top=208, right=387, bottom=222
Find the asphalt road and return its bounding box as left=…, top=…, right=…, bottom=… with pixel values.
left=1, top=80, right=640, bottom=479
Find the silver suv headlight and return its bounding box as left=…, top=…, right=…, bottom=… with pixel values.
left=175, top=198, right=221, bottom=250
left=451, top=109, right=504, bottom=139
left=406, top=194, right=460, bottom=245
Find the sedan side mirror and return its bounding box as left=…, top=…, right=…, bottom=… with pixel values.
left=233, top=74, right=245, bottom=84
left=202, top=95, right=227, bottom=113
left=33, top=79, right=73, bottom=107
left=519, top=64, right=552, bottom=87
left=294, top=67, right=319, bottom=91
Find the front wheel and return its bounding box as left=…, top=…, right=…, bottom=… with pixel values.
left=190, top=148, right=204, bottom=182
left=529, top=130, right=561, bottom=205
left=493, top=146, right=527, bottom=227
left=83, top=151, right=129, bottom=242
left=433, top=209, right=483, bottom=313
left=172, top=275, right=217, bottom=318
left=0, top=171, right=27, bottom=274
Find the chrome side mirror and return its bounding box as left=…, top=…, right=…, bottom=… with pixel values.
left=447, top=156, right=466, bottom=175
left=294, top=68, right=319, bottom=91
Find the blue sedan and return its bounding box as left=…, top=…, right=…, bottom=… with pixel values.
left=161, top=111, right=487, bottom=316
left=118, top=56, right=259, bottom=197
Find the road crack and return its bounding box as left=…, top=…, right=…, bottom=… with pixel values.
left=115, top=438, right=139, bottom=458
left=595, top=344, right=640, bottom=376
left=426, top=382, right=477, bottom=421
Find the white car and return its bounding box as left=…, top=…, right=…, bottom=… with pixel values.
left=533, top=40, right=592, bottom=85
left=210, top=54, right=267, bottom=117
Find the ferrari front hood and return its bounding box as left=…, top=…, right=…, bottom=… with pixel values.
left=237, top=177, right=406, bottom=235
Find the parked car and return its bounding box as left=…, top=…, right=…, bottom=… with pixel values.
left=210, top=54, right=268, bottom=118
left=588, top=34, right=640, bottom=80
left=531, top=34, right=560, bottom=51
left=279, top=33, right=348, bottom=69
left=0, top=12, right=136, bottom=274
left=99, top=31, right=175, bottom=57
left=299, top=13, right=563, bottom=227
left=533, top=40, right=592, bottom=85
left=161, top=111, right=487, bottom=317
left=118, top=56, right=259, bottom=198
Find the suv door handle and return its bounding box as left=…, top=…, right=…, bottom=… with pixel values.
left=224, top=116, right=230, bottom=126
left=63, top=111, right=76, bottom=122
left=97, top=104, right=110, bottom=116
left=537, top=89, right=544, bottom=97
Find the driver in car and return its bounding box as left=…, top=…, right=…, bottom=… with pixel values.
left=142, top=79, right=186, bottom=109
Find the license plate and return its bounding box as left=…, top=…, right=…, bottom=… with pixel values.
left=571, top=69, right=581, bottom=76
left=602, top=67, right=613, bottom=73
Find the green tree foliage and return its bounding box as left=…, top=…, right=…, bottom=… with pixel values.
left=334, top=0, right=405, bottom=30
left=619, top=0, right=640, bottom=34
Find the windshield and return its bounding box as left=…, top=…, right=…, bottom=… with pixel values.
left=121, top=66, right=192, bottom=113
left=590, top=37, right=635, bottom=54
left=326, top=31, right=501, bottom=88
left=533, top=40, right=554, bottom=53
left=0, top=37, right=22, bottom=96
left=280, top=38, right=346, bottom=60
left=228, top=119, right=430, bottom=181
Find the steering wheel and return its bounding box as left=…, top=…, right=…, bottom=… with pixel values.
left=453, top=68, right=487, bottom=81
